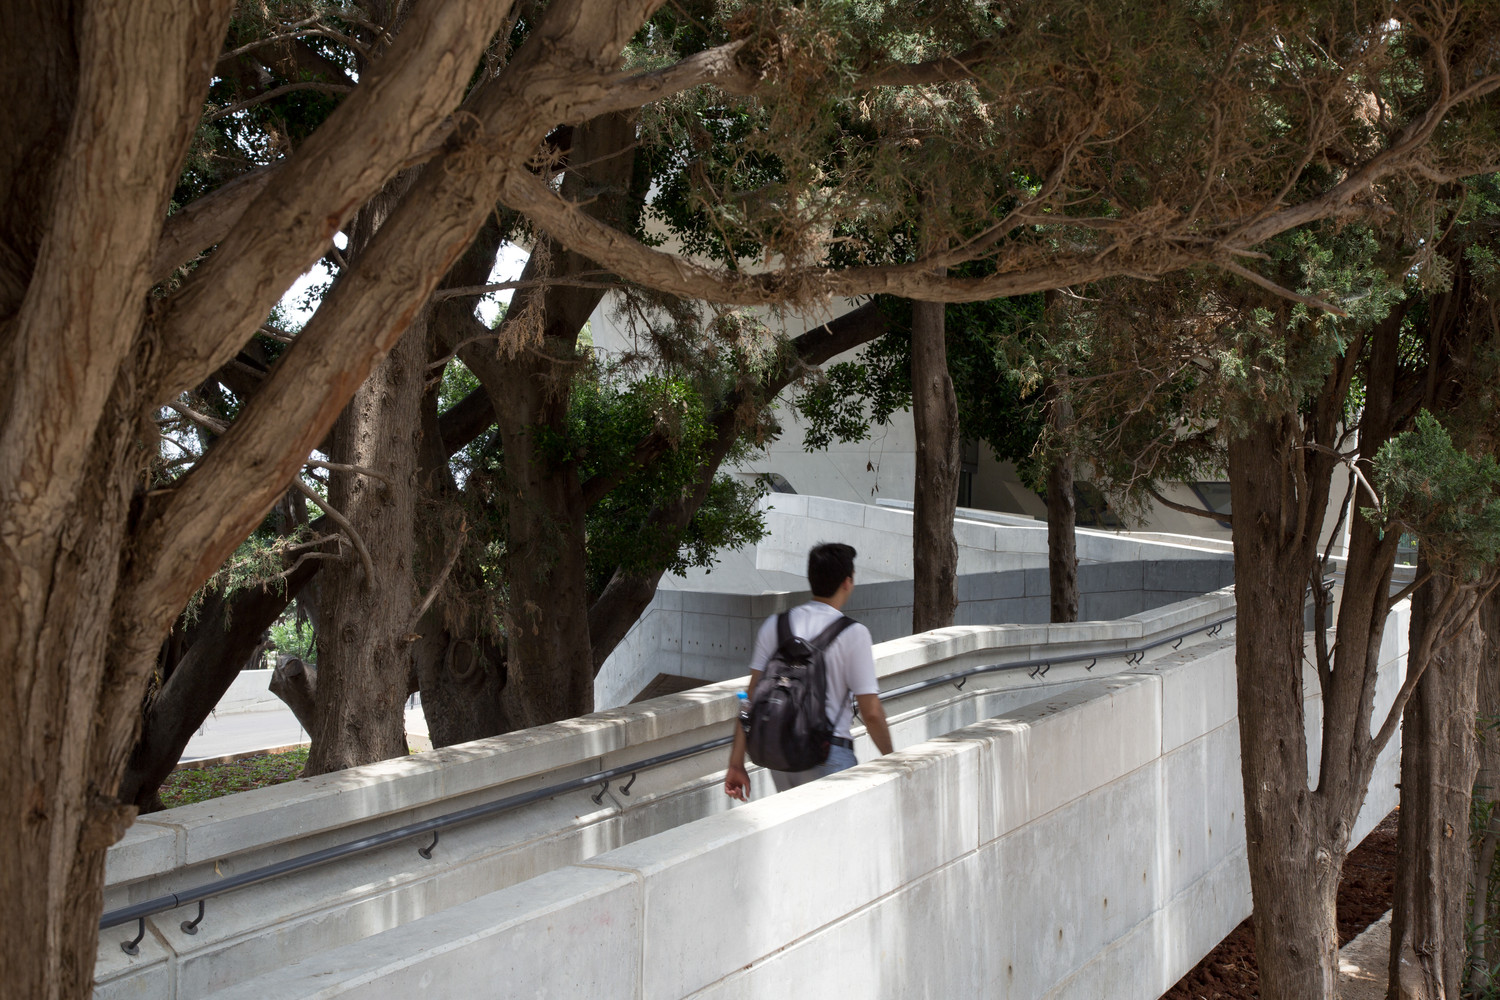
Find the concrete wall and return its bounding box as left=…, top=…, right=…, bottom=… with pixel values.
left=98, top=593, right=1233, bottom=998
left=596, top=494, right=1233, bottom=708
left=194, top=595, right=1407, bottom=1000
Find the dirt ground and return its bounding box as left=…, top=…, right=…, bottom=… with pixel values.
left=1161, top=811, right=1399, bottom=999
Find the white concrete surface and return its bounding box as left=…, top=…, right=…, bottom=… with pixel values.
left=596, top=493, right=1233, bottom=708
left=175, top=596, right=1405, bottom=1000
left=98, top=591, right=1228, bottom=998
left=97, top=587, right=1406, bottom=1000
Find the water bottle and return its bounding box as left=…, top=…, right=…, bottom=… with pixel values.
left=737, top=690, right=751, bottom=733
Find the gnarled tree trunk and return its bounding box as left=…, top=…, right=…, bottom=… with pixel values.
left=1228, top=415, right=1344, bottom=1000
left=0, top=5, right=233, bottom=995
left=1389, top=560, right=1485, bottom=1000
left=304, top=311, right=428, bottom=774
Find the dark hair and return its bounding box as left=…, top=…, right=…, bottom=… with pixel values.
left=807, top=542, right=856, bottom=597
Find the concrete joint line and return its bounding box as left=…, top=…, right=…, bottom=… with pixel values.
left=568, top=861, right=647, bottom=999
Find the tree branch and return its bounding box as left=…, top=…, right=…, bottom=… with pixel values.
left=149, top=0, right=515, bottom=400
left=1388, top=569, right=1432, bottom=612
left=436, top=387, right=495, bottom=457
left=1147, top=485, right=1231, bottom=524
left=290, top=478, right=375, bottom=589
left=304, top=459, right=393, bottom=485
left=407, top=521, right=466, bottom=632
left=564, top=39, right=760, bottom=120
left=218, top=16, right=325, bottom=62
left=204, top=80, right=354, bottom=122
left=151, top=166, right=278, bottom=283
left=125, top=0, right=663, bottom=624
left=429, top=273, right=616, bottom=301
left=1214, top=259, right=1349, bottom=316
left=1369, top=578, right=1465, bottom=759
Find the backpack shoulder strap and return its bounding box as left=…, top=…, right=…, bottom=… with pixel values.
left=775, top=611, right=793, bottom=648
left=809, top=614, right=857, bottom=652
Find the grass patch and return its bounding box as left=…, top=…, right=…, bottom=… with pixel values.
left=159, top=747, right=310, bottom=809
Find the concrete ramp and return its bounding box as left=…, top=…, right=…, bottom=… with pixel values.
left=94, top=589, right=1403, bottom=1000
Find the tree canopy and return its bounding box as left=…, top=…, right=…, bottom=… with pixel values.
left=5, top=1, right=1500, bottom=995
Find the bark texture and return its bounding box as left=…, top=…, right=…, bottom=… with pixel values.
left=1228, top=416, right=1344, bottom=1000
left=911, top=296, right=960, bottom=633
left=1045, top=390, right=1078, bottom=624
left=1389, top=562, right=1484, bottom=1000
left=0, top=5, right=233, bottom=996
left=304, top=305, right=429, bottom=774
left=1471, top=593, right=1500, bottom=992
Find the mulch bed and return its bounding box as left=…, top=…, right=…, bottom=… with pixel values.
left=1161, top=811, right=1399, bottom=1000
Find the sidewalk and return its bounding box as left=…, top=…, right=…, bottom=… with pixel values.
left=1338, top=911, right=1391, bottom=1000
left=181, top=686, right=431, bottom=763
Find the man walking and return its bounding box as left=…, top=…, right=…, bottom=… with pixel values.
left=724, top=542, right=893, bottom=799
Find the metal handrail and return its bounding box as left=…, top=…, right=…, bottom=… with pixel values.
left=881, top=610, right=1236, bottom=698
left=99, top=608, right=1235, bottom=950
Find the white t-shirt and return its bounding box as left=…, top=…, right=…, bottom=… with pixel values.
left=748, top=601, right=878, bottom=740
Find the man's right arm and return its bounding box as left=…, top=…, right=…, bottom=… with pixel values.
left=725, top=670, right=761, bottom=801
left=855, top=693, right=894, bottom=756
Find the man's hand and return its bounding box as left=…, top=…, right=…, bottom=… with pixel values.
left=725, top=763, right=751, bottom=801
left=856, top=693, right=894, bottom=756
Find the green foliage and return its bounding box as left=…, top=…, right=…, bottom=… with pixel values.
left=794, top=301, right=912, bottom=450
left=181, top=525, right=313, bottom=624
left=1369, top=410, right=1500, bottom=580
left=158, top=748, right=311, bottom=809
left=175, top=2, right=357, bottom=207
left=546, top=370, right=768, bottom=592
left=269, top=611, right=316, bottom=663
left=796, top=293, right=1046, bottom=466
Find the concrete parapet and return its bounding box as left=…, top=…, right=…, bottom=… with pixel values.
left=102, top=587, right=1402, bottom=1000
left=183, top=591, right=1398, bottom=1000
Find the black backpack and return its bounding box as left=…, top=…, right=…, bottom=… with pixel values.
left=743, top=612, right=857, bottom=772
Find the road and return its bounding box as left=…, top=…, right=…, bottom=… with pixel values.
left=181, top=695, right=431, bottom=762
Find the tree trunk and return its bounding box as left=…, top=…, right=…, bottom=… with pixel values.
left=0, top=6, right=232, bottom=994
left=1228, top=416, right=1344, bottom=1000
left=411, top=625, right=511, bottom=746
left=1389, top=561, right=1484, bottom=1000
left=304, top=307, right=428, bottom=774
left=118, top=561, right=316, bottom=810
left=911, top=295, right=960, bottom=633
left=1045, top=389, right=1078, bottom=624
left=270, top=656, right=319, bottom=735
left=1471, top=591, right=1500, bottom=992
left=492, top=344, right=596, bottom=728
left=1, top=384, right=149, bottom=998
left=447, top=114, right=639, bottom=731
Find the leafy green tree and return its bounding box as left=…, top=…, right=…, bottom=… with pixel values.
left=7, top=0, right=1500, bottom=989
